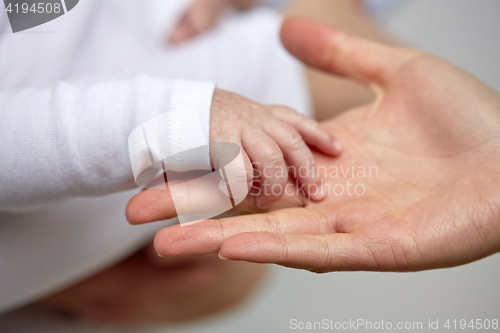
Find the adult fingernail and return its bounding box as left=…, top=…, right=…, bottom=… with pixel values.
left=321, top=183, right=327, bottom=197
left=218, top=252, right=230, bottom=261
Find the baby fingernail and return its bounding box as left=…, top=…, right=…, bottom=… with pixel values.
left=256, top=196, right=269, bottom=209
left=333, top=140, right=342, bottom=152
left=311, top=183, right=326, bottom=200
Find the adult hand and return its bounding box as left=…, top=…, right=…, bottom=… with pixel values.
left=146, top=18, right=500, bottom=273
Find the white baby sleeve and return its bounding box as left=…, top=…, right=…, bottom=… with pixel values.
left=0, top=74, right=214, bottom=212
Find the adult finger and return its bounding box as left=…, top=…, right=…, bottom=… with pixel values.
left=219, top=232, right=383, bottom=272
left=153, top=206, right=332, bottom=257
left=280, top=17, right=420, bottom=88
left=126, top=188, right=177, bottom=225
left=126, top=172, right=235, bottom=225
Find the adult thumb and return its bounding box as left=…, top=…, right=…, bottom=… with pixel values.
left=280, top=17, right=419, bottom=88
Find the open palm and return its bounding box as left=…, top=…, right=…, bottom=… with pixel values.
left=131, top=18, right=500, bottom=272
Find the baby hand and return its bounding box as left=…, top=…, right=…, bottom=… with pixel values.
left=210, top=89, right=341, bottom=208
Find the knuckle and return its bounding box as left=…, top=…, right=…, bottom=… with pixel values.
left=287, top=131, right=306, bottom=152
left=271, top=105, right=300, bottom=118
left=281, top=105, right=299, bottom=115
left=308, top=124, right=331, bottom=143
left=265, top=152, right=284, bottom=169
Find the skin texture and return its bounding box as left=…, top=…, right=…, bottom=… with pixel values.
left=128, top=18, right=500, bottom=273
left=37, top=242, right=267, bottom=324
left=209, top=89, right=341, bottom=208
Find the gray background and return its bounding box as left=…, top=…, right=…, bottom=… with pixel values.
left=165, top=1, right=500, bottom=332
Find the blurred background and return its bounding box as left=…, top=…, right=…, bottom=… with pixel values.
left=165, top=1, right=500, bottom=332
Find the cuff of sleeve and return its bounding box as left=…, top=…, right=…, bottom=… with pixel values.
left=129, top=76, right=215, bottom=184
left=166, top=78, right=215, bottom=171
